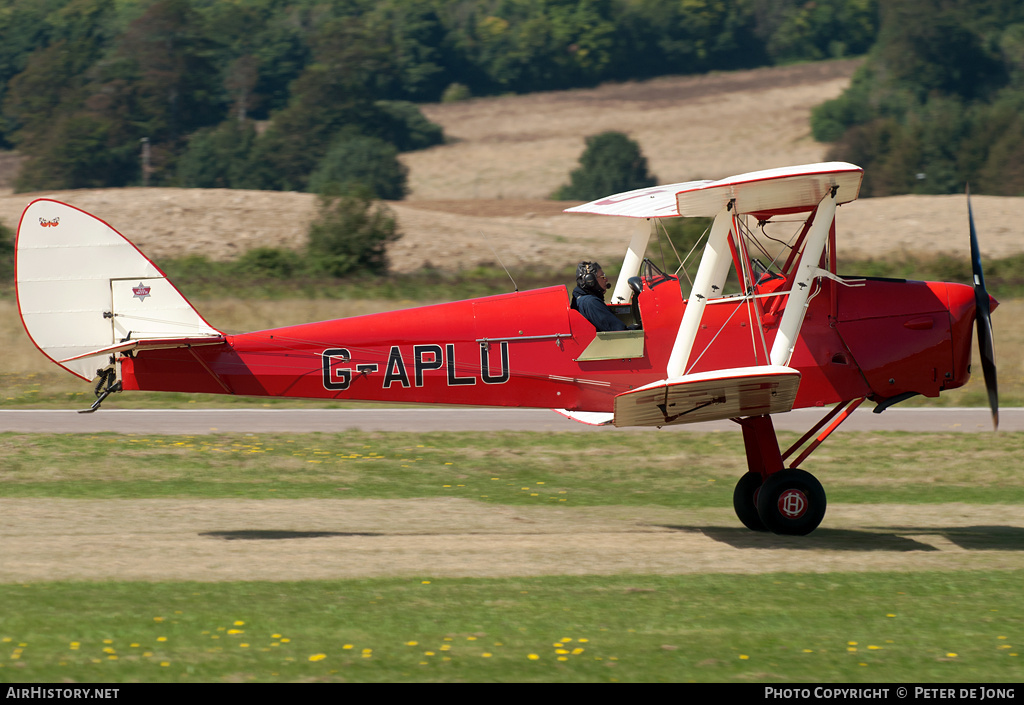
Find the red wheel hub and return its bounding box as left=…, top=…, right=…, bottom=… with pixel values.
left=778, top=488, right=808, bottom=519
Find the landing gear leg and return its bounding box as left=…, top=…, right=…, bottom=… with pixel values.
left=732, top=414, right=828, bottom=535
left=732, top=415, right=783, bottom=532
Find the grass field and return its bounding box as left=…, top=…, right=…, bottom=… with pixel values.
left=2, top=430, right=1024, bottom=506
left=1, top=431, right=1023, bottom=682
left=2, top=572, right=1021, bottom=683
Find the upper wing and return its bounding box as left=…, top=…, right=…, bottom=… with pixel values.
left=563, top=162, right=863, bottom=219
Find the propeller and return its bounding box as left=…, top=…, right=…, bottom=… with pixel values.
left=967, top=186, right=998, bottom=429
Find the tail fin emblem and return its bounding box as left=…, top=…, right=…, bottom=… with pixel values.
left=132, top=282, right=152, bottom=301
left=38, top=217, right=59, bottom=227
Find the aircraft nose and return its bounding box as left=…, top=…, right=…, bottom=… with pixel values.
left=944, top=282, right=977, bottom=390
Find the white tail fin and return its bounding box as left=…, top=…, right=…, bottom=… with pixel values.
left=16, top=199, right=223, bottom=380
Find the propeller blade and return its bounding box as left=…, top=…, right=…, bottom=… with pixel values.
left=967, top=187, right=998, bottom=429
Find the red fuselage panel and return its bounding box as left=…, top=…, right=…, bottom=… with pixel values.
left=121, top=277, right=974, bottom=412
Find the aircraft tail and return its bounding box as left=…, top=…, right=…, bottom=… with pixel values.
left=16, top=199, right=224, bottom=381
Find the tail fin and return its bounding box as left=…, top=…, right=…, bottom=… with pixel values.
left=16, top=199, right=224, bottom=381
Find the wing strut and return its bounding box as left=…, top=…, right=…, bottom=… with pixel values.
left=611, top=218, right=655, bottom=304
left=768, top=188, right=837, bottom=367
left=665, top=204, right=734, bottom=378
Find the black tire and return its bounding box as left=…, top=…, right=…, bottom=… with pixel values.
left=733, top=472, right=768, bottom=532
left=755, top=468, right=826, bottom=536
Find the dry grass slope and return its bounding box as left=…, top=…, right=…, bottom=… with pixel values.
left=3, top=59, right=1022, bottom=275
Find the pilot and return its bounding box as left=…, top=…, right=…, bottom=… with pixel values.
left=571, top=261, right=627, bottom=331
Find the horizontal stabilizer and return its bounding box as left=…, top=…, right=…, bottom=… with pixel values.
left=613, top=366, right=801, bottom=427
left=58, top=335, right=227, bottom=364
left=553, top=409, right=614, bottom=426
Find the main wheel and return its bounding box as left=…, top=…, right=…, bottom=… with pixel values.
left=755, top=468, right=826, bottom=536
left=733, top=472, right=767, bottom=532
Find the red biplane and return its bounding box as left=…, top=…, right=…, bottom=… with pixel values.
left=15, top=162, right=998, bottom=535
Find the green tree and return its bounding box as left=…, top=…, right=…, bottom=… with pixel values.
left=365, top=0, right=449, bottom=100
left=819, top=0, right=1024, bottom=195
left=0, top=0, right=75, bottom=146
left=759, top=0, right=877, bottom=63
left=308, top=135, right=409, bottom=201
left=242, top=15, right=408, bottom=191
left=15, top=113, right=136, bottom=191
left=87, top=0, right=223, bottom=181
left=553, top=131, right=657, bottom=201
left=307, top=186, right=402, bottom=277
left=176, top=119, right=257, bottom=189
left=1, top=0, right=117, bottom=179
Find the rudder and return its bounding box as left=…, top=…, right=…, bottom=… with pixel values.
left=16, top=199, right=223, bottom=381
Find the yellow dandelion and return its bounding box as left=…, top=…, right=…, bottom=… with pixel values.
left=482, top=652, right=492, bottom=658
left=739, top=654, right=749, bottom=660
left=528, top=654, right=540, bottom=660
left=156, top=637, right=167, bottom=642
left=405, top=641, right=419, bottom=646
left=342, top=644, right=353, bottom=650
left=234, top=620, right=245, bottom=626
left=309, top=654, right=326, bottom=662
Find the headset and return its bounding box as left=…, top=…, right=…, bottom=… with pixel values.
left=576, top=261, right=610, bottom=296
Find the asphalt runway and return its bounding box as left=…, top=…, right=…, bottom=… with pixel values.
left=0, top=406, right=1013, bottom=434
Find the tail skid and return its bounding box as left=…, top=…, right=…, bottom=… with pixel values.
left=16, top=200, right=224, bottom=387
